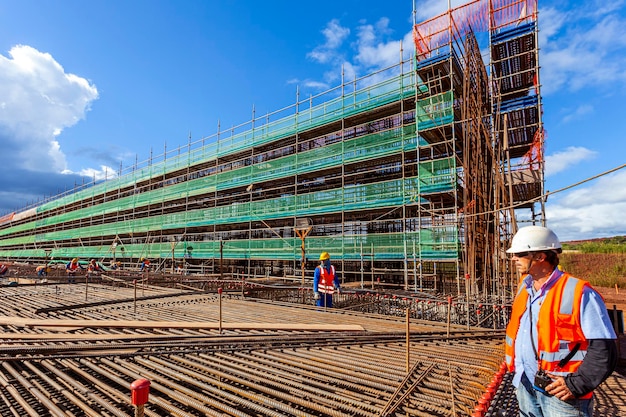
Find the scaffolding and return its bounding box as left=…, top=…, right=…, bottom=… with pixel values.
left=0, top=0, right=543, bottom=298
left=412, top=0, right=543, bottom=298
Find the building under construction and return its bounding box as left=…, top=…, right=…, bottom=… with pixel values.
left=0, top=0, right=543, bottom=297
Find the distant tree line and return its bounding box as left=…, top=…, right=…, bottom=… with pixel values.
left=562, top=236, right=626, bottom=254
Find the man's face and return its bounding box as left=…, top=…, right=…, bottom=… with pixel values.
left=323, top=259, right=331, bottom=268
left=510, top=251, right=534, bottom=274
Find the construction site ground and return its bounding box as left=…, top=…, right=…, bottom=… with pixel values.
left=0, top=281, right=509, bottom=416
left=1, top=265, right=624, bottom=415
left=599, top=283, right=626, bottom=416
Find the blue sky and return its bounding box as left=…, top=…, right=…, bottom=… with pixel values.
left=0, top=0, right=624, bottom=241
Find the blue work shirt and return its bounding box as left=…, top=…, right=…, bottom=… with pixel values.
left=512, top=268, right=616, bottom=387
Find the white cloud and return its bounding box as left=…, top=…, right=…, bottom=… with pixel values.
left=537, top=7, right=568, bottom=47
left=540, top=5, right=626, bottom=94
left=64, top=165, right=118, bottom=181
left=546, top=170, right=626, bottom=240
left=588, top=0, right=626, bottom=19
left=355, top=18, right=404, bottom=69
left=305, top=15, right=415, bottom=92
left=302, top=80, right=330, bottom=90
left=0, top=45, right=98, bottom=172
left=306, top=19, right=350, bottom=64
left=545, top=146, right=597, bottom=177
left=561, top=104, right=594, bottom=123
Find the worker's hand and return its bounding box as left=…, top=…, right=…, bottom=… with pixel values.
left=314, top=292, right=320, bottom=300
left=336, top=287, right=343, bottom=294
left=546, top=374, right=575, bottom=401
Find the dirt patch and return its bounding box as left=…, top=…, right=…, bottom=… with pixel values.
left=596, top=286, right=626, bottom=315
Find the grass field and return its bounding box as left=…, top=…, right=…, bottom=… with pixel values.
left=560, top=252, right=626, bottom=288
left=560, top=237, right=626, bottom=288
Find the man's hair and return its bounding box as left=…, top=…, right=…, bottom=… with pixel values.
left=543, top=250, right=560, bottom=268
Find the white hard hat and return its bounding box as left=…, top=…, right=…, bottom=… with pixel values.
left=506, top=226, right=562, bottom=254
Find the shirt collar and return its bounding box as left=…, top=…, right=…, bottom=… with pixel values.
left=523, top=267, right=562, bottom=297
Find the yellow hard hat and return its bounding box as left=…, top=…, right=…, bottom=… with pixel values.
left=319, top=252, right=330, bottom=261
left=72, top=258, right=78, bottom=262
left=140, top=257, right=145, bottom=261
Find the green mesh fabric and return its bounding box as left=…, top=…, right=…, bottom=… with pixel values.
left=0, top=72, right=461, bottom=262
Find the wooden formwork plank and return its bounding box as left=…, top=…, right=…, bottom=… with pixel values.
left=0, top=316, right=364, bottom=332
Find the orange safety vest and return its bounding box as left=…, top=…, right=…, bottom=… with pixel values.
left=317, top=265, right=336, bottom=294
left=505, top=272, right=592, bottom=398
left=66, top=262, right=80, bottom=272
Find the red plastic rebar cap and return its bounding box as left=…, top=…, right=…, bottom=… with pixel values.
left=130, top=378, right=151, bottom=405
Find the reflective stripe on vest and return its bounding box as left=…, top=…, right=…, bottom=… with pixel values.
left=559, top=276, right=578, bottom=315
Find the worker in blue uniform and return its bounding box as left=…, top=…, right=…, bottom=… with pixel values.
left=65, top=258, right=84, bottom=283
left=140, top=257, right=151, bottom=272
left=313, top=252, right=341, bottom=308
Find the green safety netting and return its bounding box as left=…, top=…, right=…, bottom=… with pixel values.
left=416, top=91, right=455, bottom=130
left=33, top=73, right=417, bottom=216
left=0, top=159, right=457, bottom=249
left=0, top=69, right=461, bottom=262
left=0, top=123, right=457, bottom=239
left=0, top=230, right=460, bottom=262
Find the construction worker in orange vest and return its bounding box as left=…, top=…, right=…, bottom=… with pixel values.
left=140, top=257, right=151, bottom=272
left=65, top=258, right=85, bottom=283
left=36, top=265, right=50, bottom=276
left=505, top=226, right=617, bottom=417
left=313, top=252, right=341, bottom=308
left=88, top=259, right=103, bottom=273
